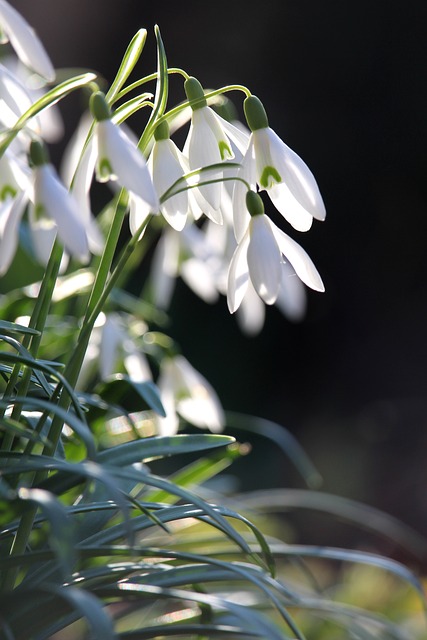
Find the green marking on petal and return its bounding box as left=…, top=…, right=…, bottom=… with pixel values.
left=34, top=203, right=46, bottom=222
left=260, top=166, right=281, bottom=189
left=97, top=158, right=114, bottom=182
left=219, top=140, right=232, bottom=160
left=1, top=185, right=17, bottom=201
left=30, top=140, right=49, bottom=167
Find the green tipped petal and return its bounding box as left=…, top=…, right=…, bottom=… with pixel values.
left=184, top=76, right=207, bottom=111
left=244, top=95, right=269, bottom=131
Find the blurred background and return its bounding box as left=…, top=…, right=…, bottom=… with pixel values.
left=13, top=0, right=427, bottom=551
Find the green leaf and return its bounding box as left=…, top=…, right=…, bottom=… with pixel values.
left=238, top=488, right=427, bottom=558
left=0, top=416, right=50, bottom=445
left=96, top=434, right=235, bottom=465
left=96, top=375, right=165, bottom=416
left=0, top=397, right=96, bottom=459
left=17, top=487, right=77, bottom=579
left=112, top=93, right=154, bottom=125
left=138, top=25, right=168, bottom=152
left=0, top=73, right=97, bottom=157
left=106, top=29, right=148, bottom=104
left=0, top=320, right=40, bottom=336
left=225, top=412, right=322, bottom=488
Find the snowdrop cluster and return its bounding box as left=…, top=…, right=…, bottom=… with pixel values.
left=0, top=2, right=327, bottom=434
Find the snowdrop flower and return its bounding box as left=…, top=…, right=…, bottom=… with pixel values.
left=77, top=312, right=152, bottom=390
left=183, top=77, right=249, bottom=213
left=147, top=121, right=189, bottom=231
left=90, top=92, right=158, bottom=214
left=227, top=191, right=324, bottom=313
left=233, top=96, right=326, bottom=241
left=0, top=149, right=31, bottom=274
left=155, top=354, right=224, bottom=437
left=0, top=0, right=54, bottom=82
left=30, top=140, right=95, bottom=262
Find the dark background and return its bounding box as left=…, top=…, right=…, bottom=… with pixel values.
left=14, top=1, right=427, bottom=548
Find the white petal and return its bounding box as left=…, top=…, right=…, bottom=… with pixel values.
left=150, top=229, right=179, bottom=309
left=236, top=280, right=266, bottom=336
left=173, top=355, right=224, bottom=432
left=0, top=192, right=25, bottom=274
left=271, top=221, right=325, bottom=292
left=0, top=0, right=55, bottom=81
left=181, top=257, right=219, bottom=303
left=266, top=128, right=326, bottom=221
left=186, top=108, right=223, bottom=209
left=268, top=181, right=313, bottom=232
left=247, top=215, right=282, bottom=305
left=151, top=139, right=188, bottom=231
left=215, top=113, right=251, bottom=155
left=96, top=119, right=158, bottom=210
left=99, top=315, right=122, bottom=379
left=276, top=261, right=307, bottom=321
left=232, top=138, right=256, bottom=242
left=29, top=217, right=68, bottom=272
left=128, top=193, right=152, bottom=237
left=227, top=230, right=250, bottom=313
left=34, top=164, right=89, bottom=261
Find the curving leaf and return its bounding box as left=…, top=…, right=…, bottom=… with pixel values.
left=96, top=375, right=165, bottom=416
left=106, top=29, right=148, bottom=104
left=96, top=434, right=235, bottom=465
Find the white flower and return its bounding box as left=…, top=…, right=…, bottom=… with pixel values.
left=155, top=355, right=224, bottom=437
left=29, top=141, right=99, bottom=262
left=147, top=122, right=189, bottom=231
left=77, top=312, right=151, bottom=390
left=32, top=162, right=90, bottom=261
left=0, top=0, right=54, bottom=81
left=183, top=77, right=249, bottom=213
left=233, top=96, right=326, bottom=241
left=227, top=206, right=324, bottom=314
left=0, top=191, right=26, bottom=274
left=94, top=117, right=158, bottom=211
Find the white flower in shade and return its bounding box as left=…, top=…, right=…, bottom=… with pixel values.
left=90, top=92, right=158, bottom=212
left=0, top=0, right=55, bottom=81
left=0, top=150, right=31, bottom=274
left=155, top=354, right=224, bottom=437
left=227, top=191, right=324, bottom=313
left=233, top=96, right=326, bottom=241
left=77, top=312, right=151, bottom=390
left=30, top=140, right=94, bottom=262
left=147, top=121, right=189, bottom=231
left=0, top=191, right=26, bottom=274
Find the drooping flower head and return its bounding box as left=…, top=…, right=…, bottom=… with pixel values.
left=0, top=0, right=55, bottom=81
left=30, top=140, right=96, bottom=262
left=89, top=92, right=159, bottom=214
left=233, top=96, right=326, bottom=241
left=228, top=190, right=324, bottom=313
left=146, top=120, right=189, bottom=231
left=183, top=76, right=234, bottom=212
